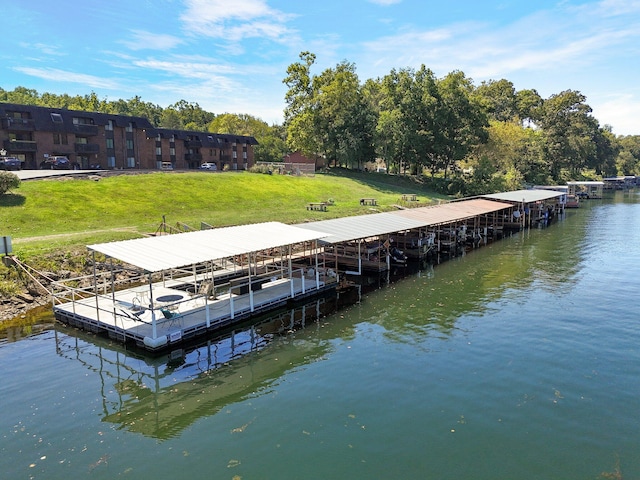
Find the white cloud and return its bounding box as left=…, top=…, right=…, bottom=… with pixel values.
left=368, top=0, right=402, bottom=5
left=357, top=2, right=640, bottom=81
left=592, top=93, right=640, bottom=136
left=179, top=0, right=296, bottom=42
left=18, top=42, right=66, bottom=57
left=12, top=67, right=120, bottom=90
left=120, top=30, right=185, bottom=51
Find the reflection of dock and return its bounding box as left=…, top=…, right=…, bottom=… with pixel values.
left=53, top=297, right=337, bottom=439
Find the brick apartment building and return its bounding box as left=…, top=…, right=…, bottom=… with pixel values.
left=0, top=102, right=257, bottom=171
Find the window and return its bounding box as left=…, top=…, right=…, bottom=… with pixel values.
left=107, top=157, right=116, bottom=168
left=72, top=117, right=93, bottom=125
left=106, top=138, right=114, bottom=149
left=232, top=151, right=237, bottom=159
left=155, top=147, right=162, bottom=155
left=126, top=122, right=134, bottom=132
left=105, top=120, right=114, bottom=131
left=170, top=147, right=175, bottom=156
left=126, top=139, right=134, bottom=150
left=53, top=133, right=68, bottom=145
left=76, top=137, right=88, bottom=145
left=127, top=157, right=136, bottom=168
left=156, top=134, right=161, bottom=141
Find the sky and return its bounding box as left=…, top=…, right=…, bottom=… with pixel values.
left=1, top=0, right=638, bottom=135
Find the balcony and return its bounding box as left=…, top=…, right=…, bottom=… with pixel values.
left=184, top=139, right=203, bottom=148
left=3, top=139, right=37, bottom=152
left=185, top=153, right=203, bottom=162
left=1, top=117, right=35, bottom=131
left=72, top=124, right=99, bottom=136
left=74, top=143, right=100, bottom=154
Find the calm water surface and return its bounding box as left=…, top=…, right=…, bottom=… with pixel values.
left=1, top=192, right=639, bottom=479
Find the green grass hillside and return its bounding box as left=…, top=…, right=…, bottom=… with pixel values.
left=1, top=169, right=447, bottom=258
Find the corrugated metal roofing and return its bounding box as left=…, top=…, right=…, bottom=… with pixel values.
left=299, top=212, right=426, bottom=244
left=88, top=222, right=328, bottom=273
left=300, top=198, right=513, bottom=244
left=391, top=198, right=513, bottom=224
left=481, top=189, right=564, bottom=203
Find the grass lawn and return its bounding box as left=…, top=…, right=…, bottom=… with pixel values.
left=0, top=169, right=448, bottom=257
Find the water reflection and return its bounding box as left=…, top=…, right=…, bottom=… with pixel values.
left=53, top=295, right=344, bottom=440
left=352, top=211, right=594, bottom=345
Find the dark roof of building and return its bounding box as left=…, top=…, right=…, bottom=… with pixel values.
left=0, top=102, right=154, bottom=132
left=149, top=127, right=259, bottom=146
left=0, top=102, right=258, bottom=145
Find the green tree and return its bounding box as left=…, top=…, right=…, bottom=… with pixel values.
left=616, top=135, right=640, bottom=175
left=376, top=66, right=439, bottom=175
left=283, top=52, right=322, bottom=157
left=313, top=60, right=375, bottom=169
left=432, top=71, right=488, bottom=178
left=474, top=79, right=518, bottom=122
left=535, top=90, right=605, bottom=181
left=159, top=108, right=184, bottom=129
left=169, top=100, right=215, bottom=131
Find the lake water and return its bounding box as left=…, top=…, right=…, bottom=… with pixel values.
left=1, top=191, right=639, bottom=479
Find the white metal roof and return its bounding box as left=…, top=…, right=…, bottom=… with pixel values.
left=300, top=212, right=424, bottom=244
left=300, top=198, right=513, bottom=244
left=566, top=181, right=604, bottom=185
left=481, top=189, right=564, bottom=203
left=88, top=222, right=329, bottom=272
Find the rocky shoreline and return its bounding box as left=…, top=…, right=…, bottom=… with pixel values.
left=0, top=248, right=93, bottom=323
left=0, top=291, right=51, bottom=322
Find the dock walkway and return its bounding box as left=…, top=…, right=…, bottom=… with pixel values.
left=55, top=275, right=332, bottom=350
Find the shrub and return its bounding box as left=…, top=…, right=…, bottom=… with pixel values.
left=0, top=171, right=20, bottom=195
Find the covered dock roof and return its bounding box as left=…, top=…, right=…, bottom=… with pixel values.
left=300, top=198, right=513, bottom=244
left=481, top=189, right=565, bottom=203
left=392, top=198, right=512, bottom=224
left=298, top=212, right=424, bottom=244
left=88, top=222, right=329, bottom=273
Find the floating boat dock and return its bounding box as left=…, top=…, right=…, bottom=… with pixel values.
left=53, top=222, right=337, bottom=351
left=52, top=190, right=565, bottom=352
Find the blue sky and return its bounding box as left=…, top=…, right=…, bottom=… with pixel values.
left=1, top=0, right=638, bottom=135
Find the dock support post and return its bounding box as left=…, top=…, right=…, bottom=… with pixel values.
left=289, top=246, right=294, bottom=298
left=230, top=293, right=235, bottom=319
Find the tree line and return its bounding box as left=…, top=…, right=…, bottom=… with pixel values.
left=283, top=52, right=639, bottom=195
left=3, top=53, right=640, bottom=196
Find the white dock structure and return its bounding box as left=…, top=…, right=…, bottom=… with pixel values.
left=52, top=222, right=336, bottom=352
